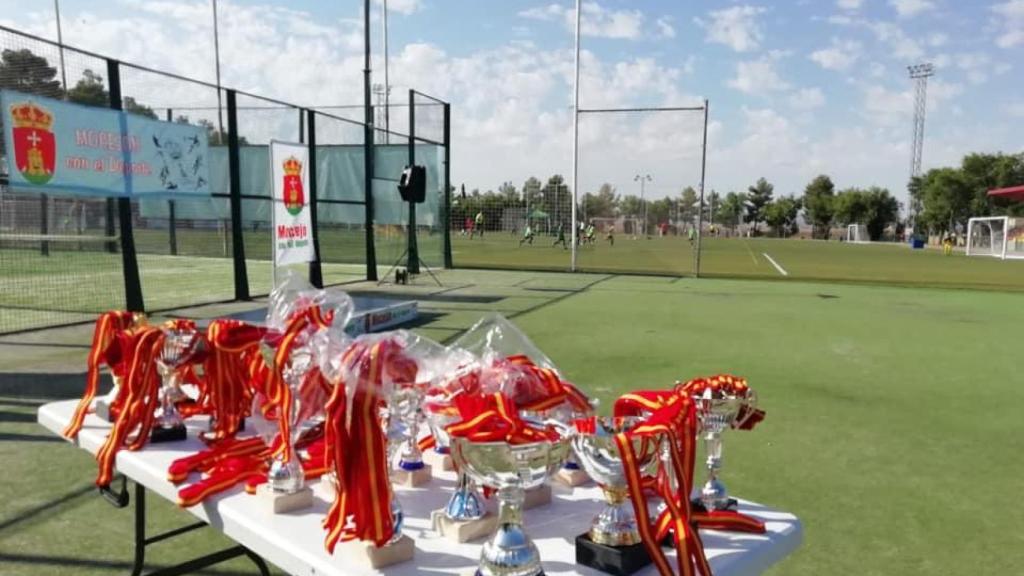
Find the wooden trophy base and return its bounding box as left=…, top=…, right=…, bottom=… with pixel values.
left=555, top=467, right=590, bottom=487
left=341, top=534, right=415, bottom=569
left=422, top=449, right=455, bottom=472
left=392, top=464, right=432, bottom=487
left=431, top=509, right=498, bottom=542
left=523, top=484, right=552, bottom=510
left=255, top=484, right=314, bottom=514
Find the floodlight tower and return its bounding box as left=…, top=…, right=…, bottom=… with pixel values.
left=908, top=63, right=934, bottom=223
left=635, top=174, right=652, bottom=237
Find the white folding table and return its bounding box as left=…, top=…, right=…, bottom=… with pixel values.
left=38, top=399, right=802, bottom=576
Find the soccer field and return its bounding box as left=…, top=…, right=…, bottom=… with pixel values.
left=453, top=233, right=1024, bottom=291
left=2, top=269, right=1023, bottom=575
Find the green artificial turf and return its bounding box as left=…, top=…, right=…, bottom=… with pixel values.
left=2, top=270, right=1023, bottom=575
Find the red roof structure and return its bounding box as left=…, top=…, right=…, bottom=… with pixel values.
left=988, top=185, right=1024, bottom=201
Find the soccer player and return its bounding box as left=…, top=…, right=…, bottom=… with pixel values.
left=688, top=226, right=696, bottom=245
left=943, top=234, right=954, bottom=256
left=474, top=211, right=485, bottom=239
left=585, top=222, right=596, bottom=245
left=519, top=223, right=535, bottom=246
left=605, top=224, right=615, bottom=246
left=553, top=222, right=568, bottom=249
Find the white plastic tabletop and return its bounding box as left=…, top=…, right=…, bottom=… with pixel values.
left=38, top=399, right=801, bottom=576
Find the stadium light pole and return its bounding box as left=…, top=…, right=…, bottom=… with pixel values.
left=212, top=0, right=225, bottom=140
left=635, top=174, right=651, bottom=237
left=907, top=62, right=933, bottom=230
left=53, top=0, right=68, bottom=93
left=569, top=0, right=581, bottom=272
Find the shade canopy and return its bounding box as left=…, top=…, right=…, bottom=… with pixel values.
left=987, top=185, right=1024, bottom=202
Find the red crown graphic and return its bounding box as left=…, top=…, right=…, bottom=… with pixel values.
left=10, top=102, right=53, bottom=131
left=283, top=156, right=302, bottom=176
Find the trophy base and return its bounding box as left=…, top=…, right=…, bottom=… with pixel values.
left=392, top=464, right=432, bottom=487
left=523, top=484, right=552, bottom=510
left=576, top=533, right=652, bottom=576
left=341, top=534, right=415, bottom=569
left=150, top=424, right=187, bottom=443
left=423, top=449, right=455, bottom=472
left=431, top=509, right=497, bottom=542
left=313, top=478, right=335, bottom=500
left=554, top=467, right=590, bottom=487
left=255, top=484, right=314, bottom=514
left=95, top=399, right=116, bottom=423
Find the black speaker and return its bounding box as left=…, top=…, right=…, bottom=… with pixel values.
left=398, top=165, right=426, bottom=203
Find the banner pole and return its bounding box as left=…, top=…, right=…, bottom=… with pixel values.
left=570, top=0, right=581, bottom=273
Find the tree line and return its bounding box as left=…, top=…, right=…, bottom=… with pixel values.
left=0, top=48, right=238, bottom=144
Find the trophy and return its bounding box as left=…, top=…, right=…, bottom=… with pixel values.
left=423, top=407, right=457, bottom=471
left=693, top=387, right=754, bottom=512
left=572, top=417, right=660, bottom=576
left=256, top=343, right=315, bottom=513
left=151, top=326, right=201, bottom=442
left=389, top=386, right=431, bottom=486
left=451, top=433, right=571, bottom=576
left=427, top=408, right=495, bottom=542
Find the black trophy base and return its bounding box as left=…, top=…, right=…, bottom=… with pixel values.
left=690, top=497, right=739, bottom=513
left=576, top=533, right=652, bottom=576
left=150, top=424, right=187, bottom=443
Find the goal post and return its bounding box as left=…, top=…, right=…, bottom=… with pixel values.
left=967, top=216, right=1024, bottom=260
left=846, top=224, right=869, bottom=243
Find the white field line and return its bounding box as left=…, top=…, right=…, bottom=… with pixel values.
left=762, top=252, right=789, bottom=277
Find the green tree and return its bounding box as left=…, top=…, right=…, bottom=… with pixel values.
left=835, top=187, right=900, bottom=240
left=541, top=175, right=570, bottom=224
left=802, top=175, right=836, bottom=239
left=582, top=183, right=618, bottom=219
left=719, top=192, right=746, bottom=231
left=65, top=69, right=157, bottom=118
left=679, top=186, right=699, bottom=226
left=706, top=190, right=721, bottom=225
left=498, top=181, right=519, bottom=204
left=0, top=49, right=63, bottom=98
left=648, top=198, right=673, bottom=230
left=833, top=188, right=868, bottom=226
left=744, top=177, right=774, bottom=234
left=918, top=168, right=972, bottom=235
left=764, top=196, right=802, bottom=237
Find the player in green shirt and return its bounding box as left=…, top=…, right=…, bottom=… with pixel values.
left=519, top=223, right=535, bottom=246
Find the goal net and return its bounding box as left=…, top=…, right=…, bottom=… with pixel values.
left=967, top=216, right=1024, bottom=259
left=846, top=224, right=869, bottom=243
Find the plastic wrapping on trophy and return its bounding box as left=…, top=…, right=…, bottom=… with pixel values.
left=572, top=417, right=659, bottom=576
left=452, top=432, right=571, bottom=576
left=389, top=388, right=431, bottom=487
left=151, top=325, right=201, bottom=443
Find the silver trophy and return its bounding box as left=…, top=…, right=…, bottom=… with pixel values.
left=693, top=387, right=754, bottom=511
left=391, top=387, right=426, bottom=472
left=152, top=326, right=201, bottom=441
left=452, top=433, right=571, bottom=576
left=572, top=417, right=660, bottom=547
left=427, top=409, right=486, bottom=522
left=382, top=408, right=408, bottom=544
left=261, top=343, right=313, bottom=495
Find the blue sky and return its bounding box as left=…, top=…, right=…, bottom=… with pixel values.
left=2, top=0, right=1022, bottom=204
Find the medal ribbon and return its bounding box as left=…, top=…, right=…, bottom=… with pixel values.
left=64, top=311, right=141, bottom=439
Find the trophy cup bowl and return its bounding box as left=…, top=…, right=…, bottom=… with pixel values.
left=694, top=391, right=746, bottom=512
left=572, top=418, right=660, bottom=547
left=451, top=434, right=571, bottom=576
left=152, top=327, right=200, bottom=442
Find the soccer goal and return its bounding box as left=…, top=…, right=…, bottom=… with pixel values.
left=846, top=224, right=869, bottom=243
left=967, top=216, right=1024, bottom=260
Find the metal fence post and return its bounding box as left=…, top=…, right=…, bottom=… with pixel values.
left=407, top=90, right=420, bottom=274
left=694, top=99, right=709, bottom=279
left=443, top=102, right=452, bottom=268
left=168, top=200, right=177, bottom=256
left=39, top=194, right=49, bottom=256
left=107, top=59, right=145, bottom=313
left=362, top=0, right=378, bottom=281
left=307, top=110, right=323, bottom=288
left=226, top=89, right=250, bottom=300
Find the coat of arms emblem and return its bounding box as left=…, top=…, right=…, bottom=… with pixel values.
left=10, top=101, right=56, bottom=185
left=282, top=156, right=304, bottom=216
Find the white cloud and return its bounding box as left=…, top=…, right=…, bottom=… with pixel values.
left=519, top=2, right=645, bottom=40
left=695, top=6, right=766, bottom=53
left=1006, top=102, right=1024, bottom=118
left=656, top=17, right=676, bottom=39
left=869, top=21, right=924, bottom=60
left=928, top=32, right=948, bottom=47
left=992, top=1, right=1024, bottom=48
left=954, top=52, right=993, bottom=84
left=809, top=38, right=862, bottom=71
left=790, top=87, right=826, bottom=110
left=837, top=0, right=864, bottom=10
left=889, top=0, right=936, bottom=17
left=375, top=0, right=422, bottom=16
left=728, top=56, right=790, bottom=94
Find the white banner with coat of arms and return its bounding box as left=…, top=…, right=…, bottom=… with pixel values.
left=270, top=140, right=315, bottom=267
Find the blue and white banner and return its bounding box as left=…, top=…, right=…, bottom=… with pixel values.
left=1, top=89, right=210, bottom=198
